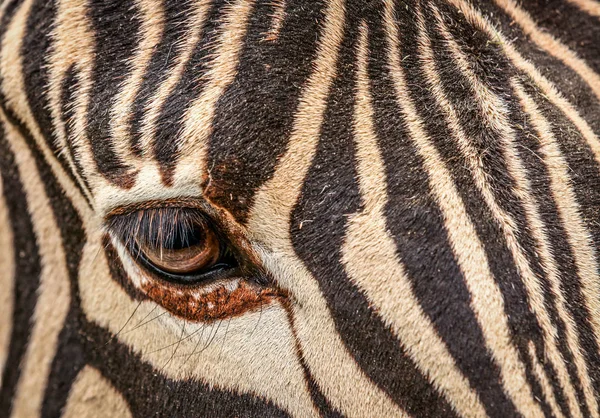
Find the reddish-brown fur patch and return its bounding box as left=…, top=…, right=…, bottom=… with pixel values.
left=141, top=280, right=285, bottom=322
left=111, top=169, right=138, bottom=189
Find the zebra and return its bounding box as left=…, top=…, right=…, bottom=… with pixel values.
left=1, top=0, right=600, bottom=416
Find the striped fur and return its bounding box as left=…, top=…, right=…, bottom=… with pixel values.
left=1, top=0, right=600, bottom=416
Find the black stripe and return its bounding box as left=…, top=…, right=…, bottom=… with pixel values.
left=363, top=3, right=523, bottom=416
left=290, top=2, right=456, bottom=415
left=204, top=0, right=327, bottom=223
left=20, top=0, right=64, bottom=175
left=474, top=1, right=600, bottom=151
left=60, top=65, right=93, bottom=203
left=298, top=357, right=345, bottom=418
left=129, top=0, right=196, bottom=156
left=284, top=302, right=346, bottom=418
left=103, top=235, right=147, bottom=301
left=0, top=4, right=37, bottom=415
left=0, top=114, right=42, bottom=418
left=86, top=0, right=141, bottom=188
left=153, top=0, right=229, bottom=185
left=518, top=0, right=600, bottom=76
left=41, top=308, right=85, bottom=418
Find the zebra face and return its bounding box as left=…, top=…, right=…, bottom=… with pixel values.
left=2, top=0, right=600, bottom=417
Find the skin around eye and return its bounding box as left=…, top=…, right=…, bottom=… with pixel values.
left=106, top=203, right=285, bottom=322
left=138, top=225, right=220, bottom=274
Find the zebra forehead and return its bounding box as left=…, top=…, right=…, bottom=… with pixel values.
left=50, top=0, right=342, bottom=217
left=15, top=0, right=476, bottom=214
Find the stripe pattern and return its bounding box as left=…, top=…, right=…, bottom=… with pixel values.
left=1, top=0, right=600, bottom=416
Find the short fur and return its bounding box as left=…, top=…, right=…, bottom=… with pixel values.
left=1, top=0, right=600, bottom=417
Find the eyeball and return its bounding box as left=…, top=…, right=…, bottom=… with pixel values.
left=137, top=219, right=220, bottom=274
left=106, top=204, right=283, bottom=322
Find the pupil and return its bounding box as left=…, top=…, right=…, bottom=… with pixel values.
left=163, top=224, right=204, bottom=250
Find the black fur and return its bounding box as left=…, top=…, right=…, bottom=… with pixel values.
left=86, top=0, right=142, bottom=187
left=204, top=0, right=326, bottom=222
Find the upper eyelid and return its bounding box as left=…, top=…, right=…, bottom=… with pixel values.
left=102, top=198, right=249, bottom=248
left=103, top=197, right=213, bottom=220
left=105, top=206, right=214, bottom=251
left=105, top=197, right=215, bottom=233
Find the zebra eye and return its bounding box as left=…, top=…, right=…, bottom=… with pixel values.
left=137, top=219, right=221, bottom=275
left=108, top=207, right=237, bottom=284
left=106, top=204, right=282, bottom=322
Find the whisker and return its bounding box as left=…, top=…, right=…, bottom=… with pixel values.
left=161, top=321, right=186, bottom=371
left=121, top=311, right=167, bottom=335
left=129, top=304, right=158, bottom=329
left=179, top=322, right=208, bottom=365
left=145, top=324, right=206, bottom=355
left=105, top=301, right=142, bottom=346
left=197, top=319, right=223, bottom=356
left=217, top=317, right=232, bottom=362
left=248, top=298, right=264, bottom=341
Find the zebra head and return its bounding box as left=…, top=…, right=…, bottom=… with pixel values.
left=2, top=0, right=600, bottom=417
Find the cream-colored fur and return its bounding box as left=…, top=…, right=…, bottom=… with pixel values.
left=62, top=366, right=132, bottom=418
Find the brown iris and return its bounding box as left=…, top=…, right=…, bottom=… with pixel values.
left=138, top=222, right=221, bottom=274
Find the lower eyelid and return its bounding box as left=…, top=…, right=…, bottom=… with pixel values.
left=141, top=278, right=284, bottom=323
